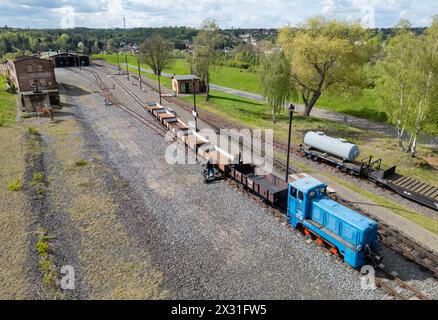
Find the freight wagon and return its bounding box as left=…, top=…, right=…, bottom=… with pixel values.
left=228, top=164, right=289, bottom=206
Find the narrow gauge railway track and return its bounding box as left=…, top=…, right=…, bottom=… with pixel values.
left=110, top=75, right=168, bottom=136
left=156, top=85, right=438, bottom=278
left=161, top=83, right=438, bottom=213
left=374, top=266, right=430, bottom=300
left=70, top=68, right=167, bottom=137
left=226, top=179, right=431, bottom=300
left=86, top=63, right=438, bottom=300
left=92, top=65, right=438, bottom=282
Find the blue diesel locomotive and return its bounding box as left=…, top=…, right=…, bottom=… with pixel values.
left=287, top=177, right=382, bottom=268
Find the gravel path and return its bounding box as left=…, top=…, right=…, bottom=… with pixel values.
left=50, top=67, right=399, bottom=300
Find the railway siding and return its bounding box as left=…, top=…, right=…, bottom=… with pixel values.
left=52, top=66, right=395, bottom=299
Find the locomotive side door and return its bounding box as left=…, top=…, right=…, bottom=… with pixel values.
left=296, top=190, right=304, bottom=221
left=288, top=186, right=298, bottom=218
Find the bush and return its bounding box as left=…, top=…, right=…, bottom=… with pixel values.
left=75, top=159, right=88, bottom=167
left=27, top=126, right=39, bottom=135
left=36, top=241, right=49, bottom=257
left=216, top=61, right=251, bottom=69
left=8, top=180, right=23, bottom=191
left=32, top=172, right=44, bottom=183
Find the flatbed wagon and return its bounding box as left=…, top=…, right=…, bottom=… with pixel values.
left=228, top=163, right=288, bottom=205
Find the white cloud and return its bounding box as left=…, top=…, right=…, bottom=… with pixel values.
left=0, top=0, right=436, bottom=29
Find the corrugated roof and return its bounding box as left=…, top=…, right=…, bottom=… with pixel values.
left=174, top=75, right=200, bottom=81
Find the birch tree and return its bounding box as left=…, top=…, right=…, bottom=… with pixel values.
left=405, top=19, right=438, bottom=156
left=377, top=18, right=438, bottom=156
left=376, top=21, right=417, bottom=150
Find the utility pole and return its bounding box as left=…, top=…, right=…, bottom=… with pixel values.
left=125, top=54, right=129, bottom=81
left=137, top=58, right=142, bottom=91
left=123, top=16, right=126, bottom=30
left=158, top=74, right=162, bottom=104
left=192, top=77, right=198, bottom=133
left=116, top=51, right=121, bottom=74
left=192, top=77, right=198, bottom=161
left=285, top=103, right=295, bottom=182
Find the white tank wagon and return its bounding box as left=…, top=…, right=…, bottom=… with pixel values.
left=304, top=131, right=360, bottom=161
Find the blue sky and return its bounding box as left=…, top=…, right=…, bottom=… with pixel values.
left=0, top=0, right=436, bottom=29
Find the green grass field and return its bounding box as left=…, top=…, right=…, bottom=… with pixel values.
left=95, top=54, right=387, bottom=123
left=0, top=75, right=17, bottom=126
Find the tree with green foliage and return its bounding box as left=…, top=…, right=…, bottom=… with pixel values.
left=139, top=34, right=173, bottom=104
left=259, top=50, right=296, bottom=123
left=55, top=33, right=70, bottom=50
left=405, top=18, right=438, bottom=156
left=192, top=20, right=221, bottom=101
left=377, top=18, right=438, bottom=156
left=376, top=20, right=416, bottom=150
left=278, top=17, right=373, bottom=116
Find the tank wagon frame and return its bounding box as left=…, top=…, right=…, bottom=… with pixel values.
left=301, top=132, right=438, bottom=212
left=301, top=146, right=383, bottom=177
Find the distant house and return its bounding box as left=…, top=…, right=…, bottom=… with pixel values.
left=3, top=56, right=59, bottom=112
left=172, top=75, right=205, bottom=94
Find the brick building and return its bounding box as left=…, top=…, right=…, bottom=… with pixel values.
left=4, top=56, right=59, bottom=112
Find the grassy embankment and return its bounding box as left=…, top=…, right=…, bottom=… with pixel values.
left=0, top=75, right=30, bottom=298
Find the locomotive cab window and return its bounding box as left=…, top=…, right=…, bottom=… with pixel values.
left=289, top=187, right=297, bottom=198
left=309, top=191, right=316, bottom=199
left=298, top=191, right=304, bottom=201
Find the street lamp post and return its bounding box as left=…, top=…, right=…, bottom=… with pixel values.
left=192, top=77, right=198, bottom=160
left=285, top=103, right=295, bottom=182
left=137, top=58, right=142, bottom=91
left=192, top=78, right=198, bottom=132
left=116, top=51, right=121, bottom=74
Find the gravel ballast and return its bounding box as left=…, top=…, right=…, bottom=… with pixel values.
left=53, top=67, right=435, bottom=300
